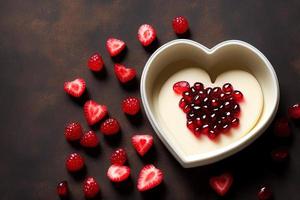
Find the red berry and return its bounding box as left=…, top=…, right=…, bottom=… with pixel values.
left=87, top=52, right=104, bottom=72
left=209, top=173, right=233, bottom=196
left=122, top=97, right=140, bottom=115
left=100, top=118, right=120, bottom=135
left=65, top=153, right=84, bottom=172
left=274, top=117, right=291, bottom=137
left=131, top=135, right=153, bottom=156
left=288, top=103, right=300, bottom=119
left=257, top=186, right=273, bottom=200
left=271, top=148, right=289, bottom=161
left=106, top=38, right=126, bottom=57
left=137, top=24, right=157, bottom=46
left=107, top=165, right=131, bottom=183
left=137, top=164, right=163, bottom=192
left=84, top=100, right=108, bottom=125
left=80, top=131, right=99, bottom=148
left=110, top=148, right=127, bottom=165
left=83, top=177, right=100, bottom=198
left=64, top=122, right=83, bottom=141
left=114, top=64, right=136, bottom=83
left=172, top=16, right=189, bottom=34
left=57, top=181, right=68, bottom=197
left=173, top=81, right=190, bottom=94
left=64, top=78, right=86, bottom=97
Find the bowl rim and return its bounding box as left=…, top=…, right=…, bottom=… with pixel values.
left=140, top=39, right=280, bottom=168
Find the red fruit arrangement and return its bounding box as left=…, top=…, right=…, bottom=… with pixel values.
left=174, top=81, right=243, bottom=139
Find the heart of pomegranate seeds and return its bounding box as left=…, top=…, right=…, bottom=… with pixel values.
left=174, top=81, right=243, bottom=139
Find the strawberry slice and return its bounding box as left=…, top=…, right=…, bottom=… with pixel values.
left=137, top=164, right=163, bottom=192
left=107, top=165, right=130, bottom=183
left=84, top=100, right=108, bottom=125
left=131, top=135, right=153, bottom=156
left=114, top=64, right=136, bottom=83
left=64, top=78, right=86, bottom=97
left=209, top=173, right=233, bottom=196
left=137, top=24, right=157, bottom=46
left=106, top=38, right=126, bottom=57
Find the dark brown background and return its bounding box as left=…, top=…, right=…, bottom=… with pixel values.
left=1, top=0, right=300, bottom=199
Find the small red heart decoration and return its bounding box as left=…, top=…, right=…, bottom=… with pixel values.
left=209, top=172, right=233, bottom=196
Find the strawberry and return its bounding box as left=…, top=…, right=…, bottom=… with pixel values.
left=122, top=97, right=140, bottom=115
left=64, top=122, right=83, bottom=141
left=87, top=52, right=104, bottom=72
left=106, top=38, right=126, bottom=57
left=114, top=64, right=136, bottom=83
left=84, top=100, right=108, bottom=125
left=172, top=16, right=189, bottom=34
left=83, top=177, right=100, bottom=198
left=100, top=118, right=120, bottom=135
left=137, top=164, right=163, bottom=192
left=80, top=130, right=99, bottom=148
left=209, top=173, right=233, bottom=196
left=65, top=153, right=84, bottom=172
left=110, top=148, right=127, bottom=165
left=137, top=24, right=157, bottom=46
left=64, top=78, right=86, bottom=97
left=107, top=165, right=130, bottom=183
left=131, top=135, right=153, bottom=156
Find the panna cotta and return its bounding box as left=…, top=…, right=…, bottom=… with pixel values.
left=153, top=67, right=263, bottom=156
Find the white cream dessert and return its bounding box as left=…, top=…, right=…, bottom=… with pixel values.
left=153, top=68, right=263, bottom=157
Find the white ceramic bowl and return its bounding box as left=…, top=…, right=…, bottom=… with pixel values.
left=140, top=39, right=279, bottom=168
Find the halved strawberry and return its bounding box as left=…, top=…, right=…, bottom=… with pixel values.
left=106, top=38, right=126, bottom=57
left=137, top=164, right=163, bottom=192
left=107, top=165, right=130, bottom=183
left=209, top=173, right=233, bottom=196
left=84, top=100, right=108, bottom=125
left=131, top=135, right=153, bottom=156
left=137, top=24, right=157, bottom=46
left=64, top=78, right=86, bottom=97
left=114, top=64, right=136, bottom=83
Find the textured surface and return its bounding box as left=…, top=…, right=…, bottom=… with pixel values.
left=1, top=0, right=300, bottom=199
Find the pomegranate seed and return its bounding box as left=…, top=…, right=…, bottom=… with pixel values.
left=271, top=148, right=289, bottom=161
left=222, top=83, right=233, bottom=93
left=194, top=82, right=204, bottom=91
left=173, top=81, right=190, bottom=94
left=274, top=117, right=291, bottom=137
left=172, top=16, right=189, bottom=34
left=232, top=90, right=243, bottom=101
left=288, top=103, right=300, bottom=119
left=57, top=181, right=68, bottom=197
left=257, top=186, right=273, bottom=200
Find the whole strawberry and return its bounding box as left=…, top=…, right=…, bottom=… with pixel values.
left=83, top=177, right=100, bottom=198
left=122, top=97, right=140, bottom=115
left=172, top=16, right=189, bottom=34
left=110, top=148, right=127, bottom=165
left=80, top=130, right=99, bottom=148
left=100, top=118, right=120, bottom=135
left=65, top=153, right=85, bottom=172
left=87, top=52, right=104, bottom=72
left=64, top=122, right=83, bottom=141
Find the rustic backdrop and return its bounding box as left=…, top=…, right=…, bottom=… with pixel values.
left=1, top=0, right=300, bottom=199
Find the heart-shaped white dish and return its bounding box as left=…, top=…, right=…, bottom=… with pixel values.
left=141, top=39, right=279, bottom=168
